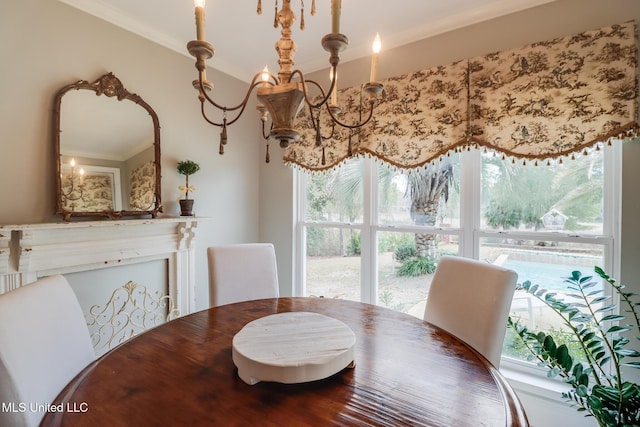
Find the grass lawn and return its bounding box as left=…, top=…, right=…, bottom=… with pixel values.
left=306, top=251, right=432, bottom=314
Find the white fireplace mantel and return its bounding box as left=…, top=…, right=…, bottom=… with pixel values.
left=0, top=218, right=201, bottom=315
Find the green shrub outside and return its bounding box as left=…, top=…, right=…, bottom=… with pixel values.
left=397, top=256, right=436, bottom=277
left=394, top=241, right=417, bottom=262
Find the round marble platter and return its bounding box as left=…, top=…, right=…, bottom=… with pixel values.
left=232, top=311, right=356, bottom=385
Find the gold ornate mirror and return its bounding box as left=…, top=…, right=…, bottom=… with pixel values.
left=53, top=73, right=162, bottom=221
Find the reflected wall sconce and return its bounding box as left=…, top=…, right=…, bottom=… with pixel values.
left=61, top=158, right=87, bottom=209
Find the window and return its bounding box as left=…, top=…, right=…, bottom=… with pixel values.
left=295, top=145, right=620, bottom=366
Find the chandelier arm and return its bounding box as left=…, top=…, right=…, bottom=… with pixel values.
left=319, top=119, right=337, bottom=141
left=307, top=104, right=336, bottom=147
left=290, top=66, right=337, bottom=110
left=307, top=103, right=325, bottom=138
left=325, top=100, right=375, bottom=129
left=198, top=71, right=271, bottom=114
left=307, top=102, right=319, bottom=131
left=199, top=99, right=244, bottom=130
left=199, top=100, right=224, bottom=127
left=315, top=108, right=337, bottom=141
left=223, top=84, right=259, bottom=126
left=200, top=80, right=274, bottom=129
left=199, top=97, right=245, bottom=128
left=260, top=120, right=273, bottom=140
left=199, top=97, right=255, bottom=128
left=197, top=77, right=235, bottom=112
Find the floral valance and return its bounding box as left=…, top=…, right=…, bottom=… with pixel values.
left=469, top=21, right=638, bottom=160
left=284, top=21, right=638, bottom=171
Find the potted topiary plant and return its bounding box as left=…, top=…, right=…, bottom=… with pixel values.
left=509, top=267, right=640, bottom=427
left=176, top=160, right=200, bottom=216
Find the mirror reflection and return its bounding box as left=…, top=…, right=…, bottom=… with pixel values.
left=54, top=73, right=162, bottom=220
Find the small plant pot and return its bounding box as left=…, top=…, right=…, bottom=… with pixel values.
left=179, top=199, right=195, bottom=216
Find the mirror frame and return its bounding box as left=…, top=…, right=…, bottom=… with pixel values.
left=53, top=72, right=162, bottom=221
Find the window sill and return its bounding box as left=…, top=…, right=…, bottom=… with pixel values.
left=499, top=361, right=598, bottom=426
left=501, top=364, right=570, bottom=399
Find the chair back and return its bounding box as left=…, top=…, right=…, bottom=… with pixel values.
left=0, top=275, right=95, bottom=427
left=208, top=243, right=279, bottom=307
left=423, top=256, right=517, bottom=367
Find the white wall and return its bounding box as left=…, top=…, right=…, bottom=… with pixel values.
left=259, top=154, right=296, bottom=297
left=0, top=0, right=263, bottom=309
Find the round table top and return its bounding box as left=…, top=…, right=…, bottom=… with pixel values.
left=232, top=311, right=356, bottom=384
left=42, top=297, right=529, bottom=427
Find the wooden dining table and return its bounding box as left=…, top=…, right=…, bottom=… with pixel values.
left=41, top=297, right=529, bottom=426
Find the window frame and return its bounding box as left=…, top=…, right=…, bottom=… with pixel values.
left=294, top=143, right=621, bottom=370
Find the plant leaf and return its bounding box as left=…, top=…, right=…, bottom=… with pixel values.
left=606, top=325, right=631, bottom=335
left=576, top=384, right=589, bottom=397
left=595, top=304, right=617, bottom=313
left=543, top=335, right=557, bottom=355
left=601, top=314, right=626, bottom=321
left=577, top=373, right=590, bottom=387
left=598, top=355, right=611, bottom=366
left=587, top=340, right=602, bottom=349
left=616, top=349, right=640, bottom=357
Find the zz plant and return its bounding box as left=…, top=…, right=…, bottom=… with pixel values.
left=508, top=267, right=640, bottom=427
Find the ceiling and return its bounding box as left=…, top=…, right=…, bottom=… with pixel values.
left=58, top=0, right=557, bottom=82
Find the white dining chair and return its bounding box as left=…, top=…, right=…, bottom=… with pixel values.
left=423, top=255, right=518, bottom=367
left=0, top=275, right=95, bottom=427
left=208, top=243, right=280, bottom=307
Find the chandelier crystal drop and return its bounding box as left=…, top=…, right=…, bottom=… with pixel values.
left=187, top=0, right=384, bottom=162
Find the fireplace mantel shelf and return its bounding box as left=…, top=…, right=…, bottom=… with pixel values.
left=0, top=217, right=206, bottom=314
left=0, top=217, right=205, bottom=231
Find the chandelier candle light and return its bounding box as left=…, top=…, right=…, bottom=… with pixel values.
left=61, top=158, right=86, bottom=208
left=187, top=0, right=384, bottom=162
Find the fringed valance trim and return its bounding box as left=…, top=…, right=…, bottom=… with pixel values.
left=356, top=138, right=469, bottom=170
left=283, top=152, right=354, bottom=172
left=469, top=121, right=640, bottom=162
left=286, top=121, right=640, bottom=172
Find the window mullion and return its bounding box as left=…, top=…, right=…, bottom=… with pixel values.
left=361, top=159, right=375, bottom=304
left=604, top=142, right=622, bottom=278
left=459, top=149, right=481, bottom=259
left=293, top=169, right=306, bottom=297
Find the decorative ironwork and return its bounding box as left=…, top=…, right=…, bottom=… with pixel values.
left=86, top=281, right=179, bottom=353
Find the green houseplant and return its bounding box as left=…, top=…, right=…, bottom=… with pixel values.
left=176, top=160, right=200, bottom=216
left=509, top=267, right=640, bottom=426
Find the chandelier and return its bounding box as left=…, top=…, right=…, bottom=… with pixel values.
left=187, top=0, right=384, bottom=162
